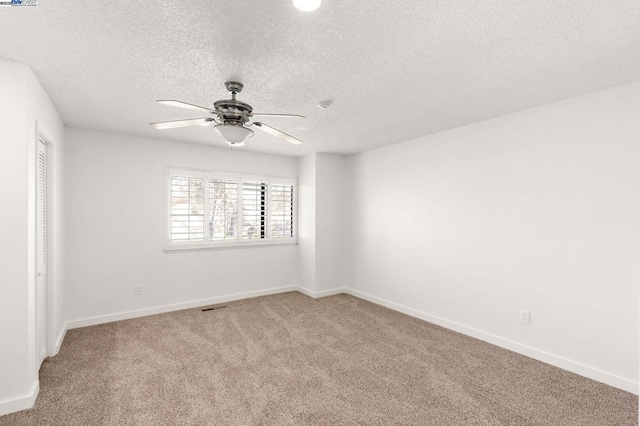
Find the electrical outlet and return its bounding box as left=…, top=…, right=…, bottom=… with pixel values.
left=519, top=310, right=530, bottom=325
left=134, top=284, right=142, bottom=295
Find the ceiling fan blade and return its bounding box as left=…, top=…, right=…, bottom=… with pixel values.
left=213, top=111, right=305, bottom=118
left=253, top=122, right=303, bottom=145
left=250, top=113, right=305, bottom=118
left=149, top=118, right=212, bottom=129
left=156, top=100, right=216, bottom=114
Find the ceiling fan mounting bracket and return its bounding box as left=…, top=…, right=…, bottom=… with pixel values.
left=225, top=81, right=244, bottom=94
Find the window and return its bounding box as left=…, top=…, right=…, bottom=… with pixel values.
left=167, top=167, right=295, bottom=250
left=209, top=179, right=238, bottom=241
left=170, top=176, right=205, bottom=242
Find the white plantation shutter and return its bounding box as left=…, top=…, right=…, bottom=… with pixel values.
left=242, top=182, right=267, bottom=239
left=209, top=179, right=238, bottom=240
left=166, top=167, right=295, bottom=249
left=270, top=184, right=294, bottom=239
left=170, top=176, right=205, bottom=241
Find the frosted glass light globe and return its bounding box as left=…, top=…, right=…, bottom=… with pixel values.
left=214, top=123, right=254, bottom=146
left=293, top=0, right=321, bottom=12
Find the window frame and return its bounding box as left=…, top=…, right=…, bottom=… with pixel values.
left=164, top=166, right=297, bottom=251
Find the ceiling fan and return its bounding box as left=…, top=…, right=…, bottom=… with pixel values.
left=149, top=81, right=304, bottom=147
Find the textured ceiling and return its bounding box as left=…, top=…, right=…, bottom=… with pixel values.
left=1, top=1, right=639, bottom=157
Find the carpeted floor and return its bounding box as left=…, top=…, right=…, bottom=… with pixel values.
left=1, top=292, right=637, bottom=425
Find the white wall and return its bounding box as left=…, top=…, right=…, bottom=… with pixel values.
left=296, top=153, right=347, bottom=295
left=0, top=59, right=65, bottom=415
left=0, top=59, right=31, bottom=412
left=346, top=81, right=640, bottom=393
left=64, top=128, right=298, bottom=325
left=297, top=153, right=316, bottom=292
left=315, top=153, right=346, bottom=293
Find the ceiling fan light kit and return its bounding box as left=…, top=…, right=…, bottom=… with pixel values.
left=213, top=123, right=253, bottom=147
left=149, top=81, right=304, bottom=147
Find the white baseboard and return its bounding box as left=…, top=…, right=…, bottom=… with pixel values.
left=58, top=284, right=638, bottom=395
left=297, top=286, right=346, bottom=299
left=345, top=288, right=638, bottom=395
left=0, top=380, right=39, bottom=417
left=67, top=285, right=299, bottom=329
left=38, top=348, right=46, bottom=368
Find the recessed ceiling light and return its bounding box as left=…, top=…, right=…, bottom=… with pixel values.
left=293, top=0, right=321, bottom=12
left=318, top=99, right=332, bottom=109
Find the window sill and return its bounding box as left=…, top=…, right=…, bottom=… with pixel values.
left=164, top=239, right=297, bottom=252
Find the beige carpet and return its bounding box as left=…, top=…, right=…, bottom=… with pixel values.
left=1, top=292, right=637, bottom=425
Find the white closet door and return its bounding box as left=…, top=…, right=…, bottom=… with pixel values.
left=36, top=139, right=47, bottom=367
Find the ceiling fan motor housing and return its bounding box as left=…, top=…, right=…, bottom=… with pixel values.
left=213, top=99, right=253, bottom=124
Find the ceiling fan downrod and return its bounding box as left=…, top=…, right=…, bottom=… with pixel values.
left=225, top=81, right=243, bottom=101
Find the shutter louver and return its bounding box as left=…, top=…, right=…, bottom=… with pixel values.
left=242, top=182, right=267, bottom=239
left=270, top=184, right=294, bottom=238
left=37, top=146, right=46, bottom=267
left=170, top=176, right=205, bottom=241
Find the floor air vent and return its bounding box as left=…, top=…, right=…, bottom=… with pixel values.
left=202, top=305, right=227, bottom=312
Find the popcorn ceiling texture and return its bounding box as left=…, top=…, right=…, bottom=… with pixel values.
left=0, top=292, right=636, bottom=425
left=0, top=1, right=638, bottom=156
